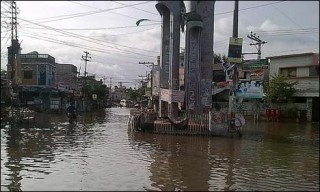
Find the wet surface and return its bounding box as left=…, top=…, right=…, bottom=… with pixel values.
left=1, top=108, right=319, bottom=191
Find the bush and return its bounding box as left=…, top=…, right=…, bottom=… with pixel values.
left=282, top=105, right=299, bottom=118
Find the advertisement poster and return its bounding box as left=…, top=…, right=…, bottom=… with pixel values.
left=236, top=80, right=264, bottom=99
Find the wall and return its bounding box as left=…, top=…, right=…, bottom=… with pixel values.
left=56, top=64, right=78, bottom=91
left=269, top=53, right=319, bottom=98
left=269, top=53, right=314, bottom=78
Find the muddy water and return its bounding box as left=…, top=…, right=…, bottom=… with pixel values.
left=1, top=108, right=319, bottom=191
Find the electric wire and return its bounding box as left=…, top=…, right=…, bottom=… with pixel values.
left=20, top=22, right=160, bottom=31
left=19, top=30, right=155, bottom=60
left=21, top=1, right=151, bottom=24
left=69, top=1, right=159, bottom=22
left=111, top=1, right=158, bottom=16
left=19, top=26, right=158, bottom=56
left=215, top=1, right=286, bottom=16
left=18, top=18, right=158, bottom=56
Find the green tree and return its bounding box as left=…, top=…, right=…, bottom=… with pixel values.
left=265, top=74, right=298, bottom=105
left=127, top=87, right=144, bottom=102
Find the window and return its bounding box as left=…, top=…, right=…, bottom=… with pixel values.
left=309, top=66, right=319, bottom=77
left=24, top=71, right=32, bottom=79
left=280, top=68, right=296, bottom=77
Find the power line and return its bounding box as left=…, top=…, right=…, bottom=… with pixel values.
left=111, top=1, right=158, bottom=16
left=22, top=1, right=151, bottom=24
left=252, top=28, right=319, bottom=33
left=19, top=30, right=155, bottom=60
left=20, top=22, right=160, bottom=31
left=69, top=1, right=158, bottom=21
left=15, top=25, right=159, bottom=37
left=215, top=1, right=286, bottom=16
left=18, top=18, right=158, bottom=56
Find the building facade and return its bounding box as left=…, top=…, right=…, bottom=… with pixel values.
left=55, top=63, right=78, bottom=93
left=267, top=52, right=319, bottom=121
left=19, top=51, right=56, bottom=88
left=112, top=84, right=129, bottom=103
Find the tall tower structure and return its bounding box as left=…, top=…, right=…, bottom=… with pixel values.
left=184, top=1, right=215, bottom=115
left=7, top=1, right=21, bottom=98
left=156, top=1, right=183, bottom=117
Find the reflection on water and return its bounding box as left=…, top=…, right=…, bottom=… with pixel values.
left=1, top=108, right=319, bottom=191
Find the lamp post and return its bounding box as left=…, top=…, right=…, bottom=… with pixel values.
left=139, top=61, right=155, bottom=109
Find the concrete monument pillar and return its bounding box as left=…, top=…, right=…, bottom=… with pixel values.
left=156, top=1, right=182, bottom=117
left=184, top=1, right=215, bottom=114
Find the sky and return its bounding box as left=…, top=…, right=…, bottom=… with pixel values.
left=1, top=1, right=319, bottom=88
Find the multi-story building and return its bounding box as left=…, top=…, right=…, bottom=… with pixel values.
left=112, top=83, right=129, bottom=103
left=16, top=51, right=58, bottom=110
left=267, top=52, right=319, bottom=121
left=19, top=51, right=56, bottom=88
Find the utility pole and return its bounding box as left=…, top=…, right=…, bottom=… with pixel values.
left=247, top=32, right=267, bottom=60
left=228, top=0, right=239, bottom=119
left=109, top=77, right=112, bottom=103
left=246, top=32, right=266, bottom=120
left=102, top=76, right=107, bottom=85
left=81, top=51, right=91, bottom=111
left=139, top=61, right=155, bottom=109
left=8, top=0, right=20, bottom=108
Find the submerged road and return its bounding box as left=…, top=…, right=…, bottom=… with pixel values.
left=1, top=107, right=319, bottom=191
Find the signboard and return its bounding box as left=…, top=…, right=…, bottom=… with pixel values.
left=145, top=87, right=152, bottom=97
left=242, top=59, right=268, bottom=70
left=228, top=37, right=243, bottom=63
left=152, top=65, right=160, bottom=96
left=235, top=80, right=264, bottom=99
left=92, top=94, right=97, bottom=100
left=250, top=70, right=264, bottom=81
left=160, top=88, right=185, bottom=103
left=210, top=111, right=228, bottom=131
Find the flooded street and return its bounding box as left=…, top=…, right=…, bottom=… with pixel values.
left=1, top=107, right=319, bottom=191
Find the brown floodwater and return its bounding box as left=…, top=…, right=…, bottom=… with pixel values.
left=1, top=107, right=319, bottom=191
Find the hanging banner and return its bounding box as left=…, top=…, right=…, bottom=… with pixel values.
left=227, top=37, right=243, bottom=63
left=160, top=88, right=185, bottom=103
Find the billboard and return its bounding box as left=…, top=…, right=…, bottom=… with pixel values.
left=242, top=59, right=268, bottom=70
left=228, top=37, right=243, bottom=63
left=235, top=80, right=264, bottom=99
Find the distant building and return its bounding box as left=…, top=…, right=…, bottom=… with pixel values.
left=112, top=84, right=129, bottom=102
left=55, top=63, right=78, bottom=93
left=267, top=52, right=319, bottom=121
left=19, top=51, right=56, bottom=88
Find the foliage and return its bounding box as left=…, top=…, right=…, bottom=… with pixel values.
left=127, top=87, right=144, bottom=102
left=91, top=84, right=108, bottom=100
left=265, top=74, right=298, bottom=104
left=214, top=53, right=228, bottom=64
left=282, top=105, right=299, bottom=118
left=82, top=81, right=108, bottom=100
